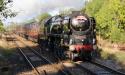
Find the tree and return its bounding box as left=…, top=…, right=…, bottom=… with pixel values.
left=0, top=0, right=16, bottom=32
left=83, top=0, right=104, bottom=16
left=0, top=0, right=16, bottom=18
left=37, top=13, right=51, bottom=23
left=83, top=0, right=125, bottom=43
left=0, top=20, right=4, bottom=31
left=37, top=13, right=51, bottom=33
left=5, top=22, right=19, bottom=31
left=59, top=8, right=75, bottom=16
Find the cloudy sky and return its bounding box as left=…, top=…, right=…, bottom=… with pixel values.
left=3, top=0, right=85, bottom=25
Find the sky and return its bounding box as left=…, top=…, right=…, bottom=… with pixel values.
left=3, top=0, right=86, bottom=25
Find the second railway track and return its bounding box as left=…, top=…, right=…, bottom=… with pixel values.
left=74, top=60, right=125, bottom=75
left=14, top=35, right=71, bottom=75
left=14, top=39, right=44, bottom=75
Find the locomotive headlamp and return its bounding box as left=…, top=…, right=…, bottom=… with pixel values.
left=82, top=40, right=84, bottom=42
left=93, top=38, right=96, bottom=44
left=69, top=45, right=75, bottom=51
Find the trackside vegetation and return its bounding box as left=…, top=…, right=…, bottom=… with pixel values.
left=83, top=0, right=125, bottom=43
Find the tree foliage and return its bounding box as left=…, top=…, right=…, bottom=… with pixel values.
left=37, top=13, right=51, bottom=23
left=37, top=13, right=51, bottom=32
left=0, top=0, right=16, bottom=18
left=0, top=0, right=17, bottom=32
left=0, top=20, right=4, bottom=31
left=59, top=8, right=75, bottom=16
left=6, top=22, right=19, bottom=31
left=83, top=0, right=125, bottom=43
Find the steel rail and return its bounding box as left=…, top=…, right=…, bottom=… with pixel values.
left=90, top=60, right=125, bottom=75
left=74, top=60, right=125, bottom=75
left=14, top=41, right=41, bottom=75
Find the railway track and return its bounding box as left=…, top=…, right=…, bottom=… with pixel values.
left=13, top=34, right=125, bottom=75
left=14, top=39, right=42, bottom=75
left=74, top=60, right=125, bottom=75
left=14, top=35, right=71, bottom=75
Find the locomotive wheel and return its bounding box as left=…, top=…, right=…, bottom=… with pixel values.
left=69, top=52, right=76, bottom=61
left=90, top=51, right=96, bottom=59
left=81, top=51, right=92, bottom=61
left=61, top=48, right=66, bottom=59
left=86, top=52, right=92, bottom=60
left=57, top=47, right=64, bottom=59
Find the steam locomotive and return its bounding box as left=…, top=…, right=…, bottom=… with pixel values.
left=15, top=11, right=97, bottom=61
left=41, top=12, right=97, bottom=61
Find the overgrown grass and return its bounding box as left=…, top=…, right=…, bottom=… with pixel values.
left=101, top=51, right=111, bottom=59
left=115, top=52, right=125, bottom=62
left=0, top=47, right=14, bottom=58
left=100, top=47, right=125, bottom=63
left=2, top=49, right=14, bottom=57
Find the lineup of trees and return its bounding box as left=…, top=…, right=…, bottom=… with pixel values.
left=2, top=0, right=125, bottom=43
left=83, top=0, right=125, bottom=43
